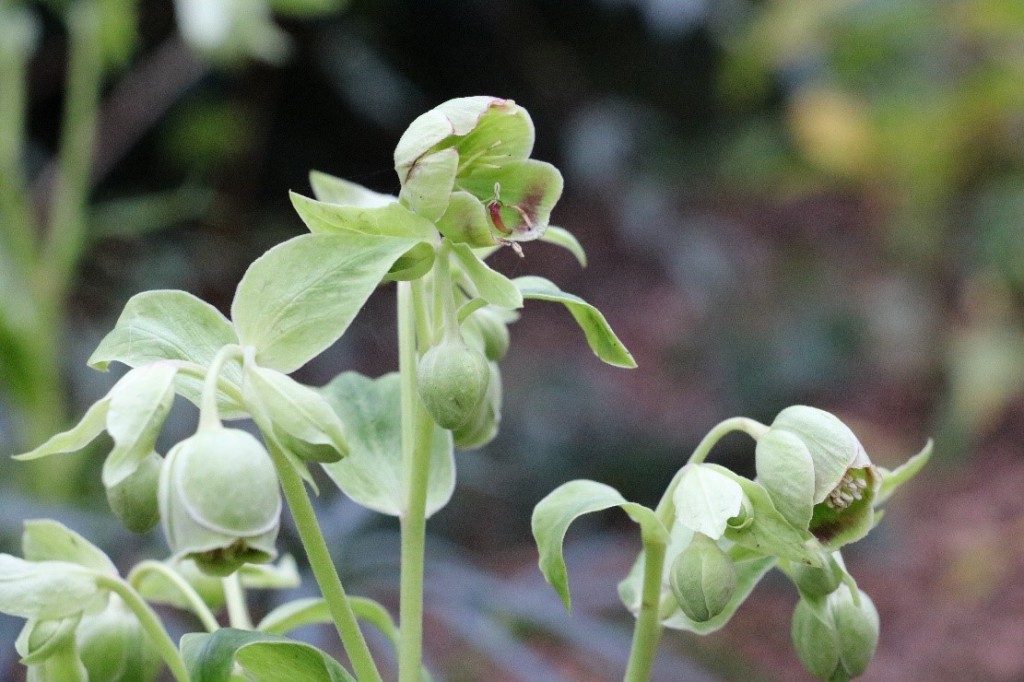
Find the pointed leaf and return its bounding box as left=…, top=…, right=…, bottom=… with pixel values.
left=532, top=479, right=667, bottom=611
left=22, top=520, right=117, bottom=575
left=540, top=226, right=587, bottom=267
left=103, top=363, right=178, bottom=487
left=672, top=464, right=746, bottom=540
left=13, top=399, right=109, bottom=461
left=87, top=290, right=244, bottom=418
left=876, top=440, right=932, bottom=505
left=450, top=242, right=522, bottom=309
left=290, top=192, right=437, bottom=240
left=181, top=629, right=355, bottom=682
left=308, top=171, right=395, bottom=207
left=318, top=372, right=454, bottom=517
left=0, top=555, right=102, bottom=620
left=514, top=276, right=636, bottom=368
left=231, top=233, right=418, bottom=373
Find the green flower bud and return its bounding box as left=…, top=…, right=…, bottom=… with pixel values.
left=159, top=427, right=281, bottom=576
left=417, top=334, right=490, bottom=430
left=18, top=616, right=87, bottom=682
left=77, top=596, right=162, bottom=682
left=789, top=552, right=846, bottom=598
left=668, top=533, right=737, bottom=623
left=461, top=306, right=512, bottom=361
left=106, top=451, right=162, bottom=533
left=453, top=362, right=502, bottom=449
left=756, top=406, right=880, bottom=548
left=792, top=586, right=879, bottom=680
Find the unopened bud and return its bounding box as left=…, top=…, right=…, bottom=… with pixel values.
left=106, top=451, right=162, bottom=534
left=669, top=533, right=737, bottom=623
left=791, top=585, right=879, bottom=680
left=417, top=335, right=490, bottom=430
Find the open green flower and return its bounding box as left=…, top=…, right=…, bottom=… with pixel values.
left=394, top=96, right=563, bottom=245
left=755, top=406, right=880, bottom=549
left=159, top=426, right=281, bottom=576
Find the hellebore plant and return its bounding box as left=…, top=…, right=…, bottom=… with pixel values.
left=0, top=96, right=928, bottom=682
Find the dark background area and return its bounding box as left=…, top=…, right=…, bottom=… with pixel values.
left=2, top=0, right=1024, bottom=679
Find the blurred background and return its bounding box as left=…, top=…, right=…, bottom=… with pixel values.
left=1, top=0, right=1023, bottom=679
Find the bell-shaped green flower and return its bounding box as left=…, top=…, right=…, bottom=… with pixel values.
left=105, top=451, right=162, bottom=534
left=417, top=331, right=491, bottom=431
left=159, top=426, right=281, bottom=576
left=792, top=585, right=879, bottom=680
left=76, top=596, right=162, bottom=682
left=668, top=532, right=737, bottom=623
left=394, top=96, right=563, bottom=245
left=755, top=406, right=880, bottom=548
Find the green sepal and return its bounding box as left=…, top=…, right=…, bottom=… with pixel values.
left=308, top=170, right=395, bottom=207
left=456, top=159, right=563, bottom=241
left=436, top=191, right=498, bottom=247
left=181, top=628, right=356, bottom=682
left=755, top=427, right=816, bottom=531
left=22, top=520, right=117, bottom=575
left=103, top=363, right=177, bottom=488
left=532, top=479, right=667, bottom=612
left=515, top=275, right=636, bottom=368
left=672, top=463, right=746, bottom=540
left=318, top=372, right=454, bottom=517
left=399, top=147, right=458, bottom=221
left=16, top=615, right=82, bottom=665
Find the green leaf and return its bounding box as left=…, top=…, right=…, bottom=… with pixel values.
left=449, top=242, right=523, bottom=309
left=308, top=171, right=394, bottom=207
left=318, top=372, right=454, bottom=517
left=243, top=362, right=348, bottom=463
left=532, top=479, right=667, bottom=611
left=539, top=226, right=587, bottom=267
left=87, top=290, right=244, bottom=418
left=399, top=147, right=458, bottom=221
left=257, top=597, right=329, bottom=635
left=514, top=276, right=636, bottom=368
left=382, top=242, right=436, bottom=282
left=706, top=465, right=823, bottom=566
left=12, top=398, right=109, bottom=461
left=181, top=629, right=355, bottom=682
left=290, top=192, right=437, bottom=240
left=0, top=555, right=102, bottom=620
left=672, top=464, right=746, bottom=540
left=876, top=440, right=932, bottom=505
left=231, top=233, right=418, bottom=373
left=22, top=520, right=117, bottom=575
left=103, top=363, right=177, bottom=487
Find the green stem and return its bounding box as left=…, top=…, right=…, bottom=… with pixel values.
left=398, top=279, right=436, bottom=682
left=0, top=4, right=38, bottom=265
left=223, top=572, right=253, bottom=630
left=687, top=417, right=769, bottom=466
left=128, top=560, right=221, bottom=633
left=43, top=2, right=104, bottom=299
left=95, top=575, right=190, bottom=682
left=623, top=539, right=667, bottom=682
left=198, top=344, right=240, bottom=430
left=266, top=439, right=382, bottom=682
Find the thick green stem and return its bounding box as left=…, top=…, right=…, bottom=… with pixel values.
left=198, top=344, right=241, bottom=430
left=95, top=575, right=190, bottom=682
left=623, top=540, right=667, bottom=682
left=266, top=439, right=382, bottom=682
left=687, top=417, right=769, bottom=466
left=0, top=4, right=38, bottom=265
left=398, top=279, right=436, bottom=682
left=43, top=2, right=103, bottom=298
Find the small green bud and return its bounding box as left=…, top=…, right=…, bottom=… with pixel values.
left=789, top=552, right=846, bottom=598
left=77, top=596, right=162, bottom=682
left=106, top=451, right=162, bottom=534
left=668, top=533, right=737, bottom=623
left=417, top=335, right=490, bottom=430
left=159, top=427, right=281, bottom=576
left=792, top=586, right=879, bottom=680
left=453, top=362, right=502, bottom=449
left=462, top=306, right=512, bottom=361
